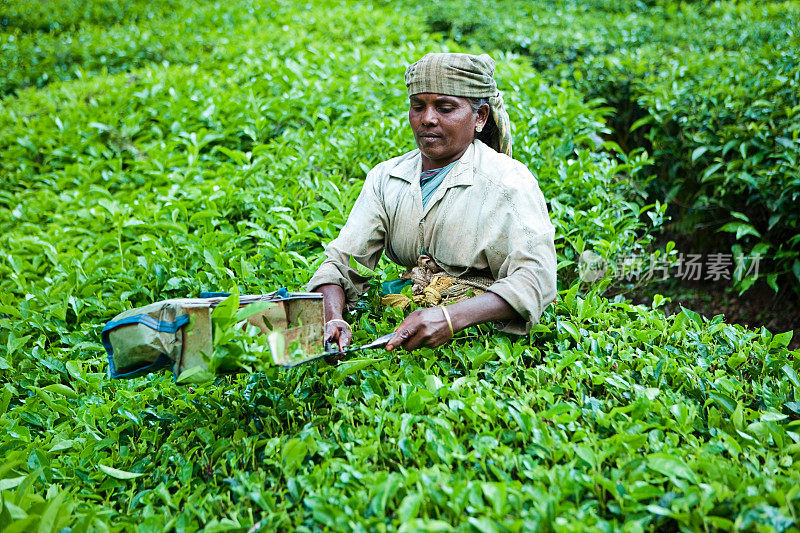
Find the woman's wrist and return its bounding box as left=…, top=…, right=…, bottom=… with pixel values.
left=438, top=305, right=455, bottom=336
left=447, top=305, right=470, bottom=333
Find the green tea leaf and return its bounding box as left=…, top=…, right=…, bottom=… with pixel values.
left=646, top=454, right=697, bottom=483
left=349, top=255, right=376, bottom=277
left=97, top=465, right=144, bottom=480
left=175, top=366, right=214, bottom=384
left=233, top=301, right=275, bottom=323
left=41, top=384, right=78, bottom=399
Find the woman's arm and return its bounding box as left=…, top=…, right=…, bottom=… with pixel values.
left=385, top=291, right=518, bottom=351
left=316, top=283, right=352, bottom=351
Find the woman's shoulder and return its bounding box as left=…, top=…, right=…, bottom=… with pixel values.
left=471, top=140, right=539, bottom=192
left=471, top=141, right=552, bottom=228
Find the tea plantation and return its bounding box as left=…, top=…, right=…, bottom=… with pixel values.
left=1, top=0, right=798, bottom=531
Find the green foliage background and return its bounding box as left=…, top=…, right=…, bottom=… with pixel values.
left=1, top=0, right=798, bottom=531
left=427, top=0, right=800, bottom=293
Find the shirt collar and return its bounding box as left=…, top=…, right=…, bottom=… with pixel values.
left=389, top=141, right=476, bottom=188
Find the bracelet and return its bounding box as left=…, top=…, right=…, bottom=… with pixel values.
left=326, top=318, right=350, bottom=329
left=439, top=305, right=454, bottom=336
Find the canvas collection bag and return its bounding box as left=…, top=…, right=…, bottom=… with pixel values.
left=102, top=290, right=324, bottom=380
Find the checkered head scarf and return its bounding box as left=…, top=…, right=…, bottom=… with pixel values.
left=405, top=52, right=512, bottom=157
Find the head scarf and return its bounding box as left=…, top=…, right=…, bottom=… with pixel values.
left=405, top=53, right=512, bottom=157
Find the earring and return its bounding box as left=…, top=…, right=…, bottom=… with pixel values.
left=476, top=125, right=483, bottom=133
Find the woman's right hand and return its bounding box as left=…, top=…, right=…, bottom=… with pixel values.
left=325, top=318, right=352, bottom=352
left=316, top=284, right=352, bottom=357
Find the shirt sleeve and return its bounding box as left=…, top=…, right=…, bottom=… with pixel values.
left=306, top=168, right=388, bottom=306
left=486, top=176, right=558, bottom=335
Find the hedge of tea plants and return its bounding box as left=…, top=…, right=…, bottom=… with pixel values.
left=0, top=0, right=252, bottom=96
left=1, top=0, right=799, bottom=531
left=425, top=0, right=800, bottom=294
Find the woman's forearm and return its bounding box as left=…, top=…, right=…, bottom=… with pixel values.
left=385, top=291, right=520, bottom=352
left=447, top=291, right=520, bottom=332
left=315, top=283, right=354, bottom=350
left=316, top=283, right=347, bottom=322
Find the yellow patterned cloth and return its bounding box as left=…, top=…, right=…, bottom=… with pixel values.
left=405, top=52, right=512, bottom=157
left=380, top=255, right=493, bottom=310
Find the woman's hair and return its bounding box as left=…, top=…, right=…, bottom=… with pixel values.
left=468, top=97, right=495, bottom=145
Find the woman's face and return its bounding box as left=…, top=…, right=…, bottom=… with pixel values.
left=409, top=93, right=488, bottom=170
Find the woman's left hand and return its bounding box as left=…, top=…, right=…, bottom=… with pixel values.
left=385, top=307, right=453, bottom=351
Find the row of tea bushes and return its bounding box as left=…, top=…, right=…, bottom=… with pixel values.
left=1, top=0, right=184, bottom=33
left=2, top=0, right=278, bottom=96
left=3, top=280, right=798, bottom=530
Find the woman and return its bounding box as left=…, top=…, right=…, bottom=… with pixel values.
left=308, top=52, right=557, bottom=352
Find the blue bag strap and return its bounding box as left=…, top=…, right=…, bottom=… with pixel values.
left=103, top=313, right=190, bottom=379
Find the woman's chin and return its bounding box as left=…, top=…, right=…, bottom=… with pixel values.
left=418, top=146, right=450, bottom=162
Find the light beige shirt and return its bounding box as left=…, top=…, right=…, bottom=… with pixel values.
left=307, top=139, right=557, bottom=334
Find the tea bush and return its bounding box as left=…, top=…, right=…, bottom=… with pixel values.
left=1, top=0, right=279, bottom=96
left=1, top=0, right=798, bottom=531
left=425, top=0, right=800, bottom=293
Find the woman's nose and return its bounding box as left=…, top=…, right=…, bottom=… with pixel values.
left=421, top=106, right=437, bottom=126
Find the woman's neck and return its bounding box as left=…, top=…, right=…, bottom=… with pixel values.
left=420, top=144, right=471, bottom=171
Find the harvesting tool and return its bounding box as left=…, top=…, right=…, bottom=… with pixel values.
left=269, top=332, right=395, bottom=367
